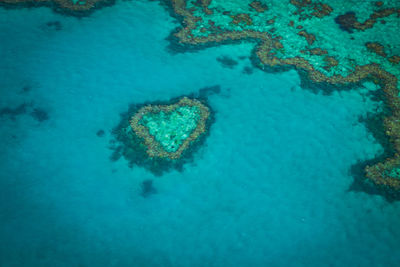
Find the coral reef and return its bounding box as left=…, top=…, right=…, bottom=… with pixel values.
left=366, top=42, right=387, bottom=57
left=301, top=48, right=328, bottom=56
left=335, top=7, right=400, bottom=32
left=110, top=95, right=213, bottom=175
left=334, top=11, right=358, bottom=33
left=290, top=0, right=333, bottom=20
left=297, top=30, right=316, bottom=45
left=0, top=0, right=114, bottom=16
left=130, top=97, right=210, bottom=160
left=323, top=56, right=339, bottom=71
left=389, top=55, right=400, bottom=65
left=164, top=0, right=400, bottom=199
left=230, top=13, right=253, bottom=26
left=249, top=1, right=268, bottom=13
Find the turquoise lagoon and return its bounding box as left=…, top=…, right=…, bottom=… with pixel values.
left=0, top=1, right=400, bottom=266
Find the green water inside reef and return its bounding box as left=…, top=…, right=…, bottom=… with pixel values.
left=388, top=167, right=400, bottom=179
left=140, top=106, right=201, bottom=153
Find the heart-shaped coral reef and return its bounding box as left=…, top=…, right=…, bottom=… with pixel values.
left=130, top=97, right=210, bottom=160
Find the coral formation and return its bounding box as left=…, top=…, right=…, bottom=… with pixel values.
left=0, top=0, right=113, bottom=15
left=290, top=0, right=333, bottom=20
left=334, top=11, right=358, bottom=33
left=130, top=97, right=210, bottom=160
left=249, top=1, right=268, bottom=13
left=389, top=55, right=400, bottom=65
left=366, top=42, right=387, bottom=57
left=130, top=97, right=210, bottom=159
left=335, top=7, right=400, bottom=32
left=110, top=95, right=212, bottom=175
left=323, top=56, right=339, bottom=71
left=297, top=30, right=316, bottom=45
left=230, top=13, right=253, bottom=26
left=164, top=0, right=400, bottom=199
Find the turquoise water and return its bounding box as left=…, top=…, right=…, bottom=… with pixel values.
left=1, top=1, right=400, bottom=266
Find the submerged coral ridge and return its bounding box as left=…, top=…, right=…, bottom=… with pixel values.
left=0, top=0, right=113, bottom=15
left=166, top=0, right=400, bottom=196
left=110, top=96, right=212, bottom=175
left=130, top=97, right=210, bottom=160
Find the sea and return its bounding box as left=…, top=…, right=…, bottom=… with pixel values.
left=1, top=1, right=400, bottom=266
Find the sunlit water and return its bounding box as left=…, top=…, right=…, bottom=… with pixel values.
left=1, top=1, right=400, bottom=266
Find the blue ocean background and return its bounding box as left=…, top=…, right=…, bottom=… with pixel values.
left=1, top=1, right=400, bottom=266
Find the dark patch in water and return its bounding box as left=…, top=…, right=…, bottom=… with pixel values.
left=110, top=146, right=123, bottom=162
left=30, top=108, right=49, bottom=122
left=1, top=102, right=49, bottom=123
left=0, top=0, right=116, bottom=18
left=242, top=66, right=254, bottom=75
left=334, top=12, right=357, bottom=33
left=216, top=55, right=239, bottom=69
left=365, top=86, right=384, bottom=102
left=97, top=129, right=105, bottom=137
left=198, top=85, right=221, bottom=98
left=141, top=179, right=157, bottom=197
left=348, top=91, right=399, bottom=201
left=45, top=21, right=62, bottom=31
left=0, top=103, right=29, bottom=121
left=20, top=85, right=32, bottom=93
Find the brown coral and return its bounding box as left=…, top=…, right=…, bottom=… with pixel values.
left=366, top=42, right=387, bottom=57
left=297, top=30, right=316, bottom=45
left=388, top=55, right=400, bottom=65
left=308, top=48, right=328, bottom=55
left=0, top=0, right=111, bottom=13
left=249, top=1, right=268, bottom=13
left=267, top=17, right=276, bottom=25
left=323, top=56, right=339, bottom=71
left=291, top=0, right=333, bottom=20
left=230, top=13, right=253, bottom=26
